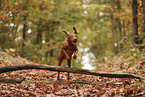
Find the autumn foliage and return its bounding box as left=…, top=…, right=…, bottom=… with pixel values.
left=0, top=0, right=145, bottom=96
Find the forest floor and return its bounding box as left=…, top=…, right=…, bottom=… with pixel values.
left=0, top=47, right=145, bottom=97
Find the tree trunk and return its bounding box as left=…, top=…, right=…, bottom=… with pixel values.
left=116, top=0, right=123, bottom=50
left=132, top=0, right=138, bottom=44
left=0, top=64, right=144, bottom=81
left=36, top=3, right=44, bottom=45
left=0, top=0, right=1, bottom=10
left=36, top=20, right=42, bottom=45
left=22, top=16, right=27, bottom=42
left=141, top=0, right=145, bottom=33
left=21, top=0, right=29, bottom=49
left=110, top=0, right=119, bottom=54
left=21, top=15, right=27, bottom=56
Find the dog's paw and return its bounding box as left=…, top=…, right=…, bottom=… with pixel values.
left=73, top=55, right=77, bottom=59
left=66, top=57, right=71, bottom=60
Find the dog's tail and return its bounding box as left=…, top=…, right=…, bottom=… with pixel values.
left=73, top=27, right=77, bottom=34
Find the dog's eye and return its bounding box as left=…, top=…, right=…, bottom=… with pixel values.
left=71, top=36, right=73, bottom=37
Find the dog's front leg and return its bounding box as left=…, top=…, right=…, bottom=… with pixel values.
left=73, top=49, right=78, bottom=59
left=62, top=49, right=70, bottom=60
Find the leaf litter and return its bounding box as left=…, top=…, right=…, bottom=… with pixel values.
left=0, top=49, right=145, bottom=96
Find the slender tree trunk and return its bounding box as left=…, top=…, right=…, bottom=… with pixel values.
left=36, top=4, right=43, bottom=45
left=22, top=16, right=27, bottom=47
left=22, top=0, right=29, bottom=48
left=0, top=0, right=1, bottom=9
left=45, top=27, right=54, bottom=65
left=116, top=0, right=123, bottom=50
left=36, top=20, right=42, bottom=44
left=132, top=0, right=138, bottom=44
left=45, top=30, right=50, bottom=64
left=0, top=0, right=3, bottom=34
left=21, top=15, right=27, bottom=57
left=110, top=0, right=119, bottom=54
left=141, top=0, right=145, bottom=33
left=11, top=12, right=18, bottom=48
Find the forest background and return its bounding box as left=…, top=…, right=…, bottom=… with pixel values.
left=0, top=0, right=145, bottom=69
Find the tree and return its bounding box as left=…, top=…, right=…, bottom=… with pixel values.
left=110, top=0, right=119, bottom=53
left=132, top=0, right=139, bottom=44
left=21, top=0, right=29, bottom=57
left=141, top=0, right=145, bottom=34
left=116, top=0, right=123, bottom=50
left=0, top=0, right=144, bottom=67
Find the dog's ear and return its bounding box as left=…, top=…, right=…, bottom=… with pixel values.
left=73, top=27, right=77, bottom=34
left=63, top=31, right=69, bottom=37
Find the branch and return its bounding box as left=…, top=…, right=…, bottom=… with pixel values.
left=0, top=64, right=144, bottom=81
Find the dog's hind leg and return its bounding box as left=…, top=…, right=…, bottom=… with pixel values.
left=57, top=59, right=63, bottom=80
left=67, top=59, right=71, bottom=80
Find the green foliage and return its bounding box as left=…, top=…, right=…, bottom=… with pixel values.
left=0, top=0, right=145, bottom=68
left=96, top=46, right=145, bottom=74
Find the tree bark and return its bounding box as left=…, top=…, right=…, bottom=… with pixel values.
left=21, top=15, right=27, bottom=57
left=0, top=64, right=144, bottom=81
left=22, top=15, right=27, bottom=47
left=36, top=3, right=44, bottom=45
left=36, top=19, right=42, bottom=45
left=116, top=0, right=123, bottom=50
left=132, top=0, right=139, bottom=44
left=141, top=0, right=145, bottom=33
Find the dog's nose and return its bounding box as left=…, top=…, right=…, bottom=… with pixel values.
left=74, top=37, right=77, bottom=40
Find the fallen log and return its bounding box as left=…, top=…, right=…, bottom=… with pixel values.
left=0, top=64, right=144, bottom=81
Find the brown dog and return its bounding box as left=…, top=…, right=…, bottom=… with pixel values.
left=57, top=27, right=78, bottom=80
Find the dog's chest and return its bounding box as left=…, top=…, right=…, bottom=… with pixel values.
left=66, top=46, right=76, bottom=56
left=67, top=45, right=76, bottom=51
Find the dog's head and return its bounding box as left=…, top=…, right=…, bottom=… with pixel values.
left=63, top=27, right=78, bottom=45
